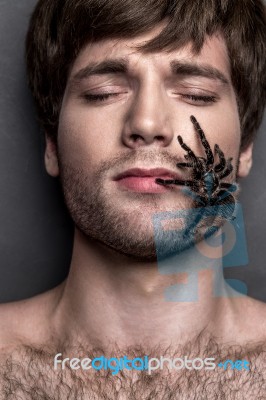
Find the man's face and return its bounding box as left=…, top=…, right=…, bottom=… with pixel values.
left=46, top=26, right=252, bottom=260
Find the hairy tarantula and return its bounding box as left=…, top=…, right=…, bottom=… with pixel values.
left=156, top=115, right=238, bottom=221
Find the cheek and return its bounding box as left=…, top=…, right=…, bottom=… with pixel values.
left=208, top=104, right=241, bottom=159
left=57, top=103, right=120, bottom=167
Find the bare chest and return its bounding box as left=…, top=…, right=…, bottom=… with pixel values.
left=1, top=354, right=266, bottom=400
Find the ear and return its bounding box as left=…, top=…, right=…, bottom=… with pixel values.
left=237, top=143, right=253, bottom=178
left=44, top=134, right=59, bottom=177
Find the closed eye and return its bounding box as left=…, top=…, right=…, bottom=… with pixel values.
left=84, top=93, right=121, bottom=102
left=83, top=92, right=217, bottom=104
left=180, top=94, right=217, bottom=104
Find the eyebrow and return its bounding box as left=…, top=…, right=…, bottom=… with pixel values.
left=170, top=60, right=230, bottom=86
left=70, top=57, right=230, bottom=86
left=71, top=58, right=129, bottom=82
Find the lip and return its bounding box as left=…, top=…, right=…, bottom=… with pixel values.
left=114, top=168, right=182, bottom=181
left=113, top=168, right=183, bottom=193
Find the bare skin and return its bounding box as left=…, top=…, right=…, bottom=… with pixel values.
left=0, top=288, right=266, bottom=399
left=0, top=27, right=265, bottom=398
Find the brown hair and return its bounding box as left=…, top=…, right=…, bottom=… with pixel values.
left=26, top=0, right=266, bottom=150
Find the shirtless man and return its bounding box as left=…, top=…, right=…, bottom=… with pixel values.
left=0, top=0, right=265, bottom=398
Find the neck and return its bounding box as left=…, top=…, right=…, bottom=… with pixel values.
left=53, top=228, right=235, bottom=349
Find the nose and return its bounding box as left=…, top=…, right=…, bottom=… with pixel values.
left=121, top=83, right=175, bottom=149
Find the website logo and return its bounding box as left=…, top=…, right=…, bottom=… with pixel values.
left=152, top=203, right=248, bottom=301
left=54, top=354, right=250, bottom=375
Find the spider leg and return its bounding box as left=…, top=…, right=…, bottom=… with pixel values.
left=177, top=136, right=202, bottom=170
left=212, top=183, right=237, bottom=200
left=218, top=157, right=233, bottom=179
left=156, top=178, right=197, bottom=187
left=190, top=115, right=214, bottom=166
left=176, top=162, right=194, bottom=168
left=216, top=190, right=235, bottom=202
left=214, top=144, right=226, bottom=172
left=156, top=179, right=175, bottom=185
left=219, top=182, right=238, bottom=192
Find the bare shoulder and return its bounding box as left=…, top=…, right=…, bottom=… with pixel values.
left=227, top=294, right=266, bottom=346
left=0, top=283, right=65, bottom=356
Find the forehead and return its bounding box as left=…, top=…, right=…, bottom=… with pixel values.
left=69, top=27, right=231, bottom=83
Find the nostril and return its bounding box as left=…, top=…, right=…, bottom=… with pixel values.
left=154, top=135, right=165, bottom=142
left=131, top=134, right=143, bottom=142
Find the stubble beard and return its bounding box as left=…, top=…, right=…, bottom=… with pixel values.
left=58, top=166, right=188, bottom=262
left=58, top=151, right=237, bottom=262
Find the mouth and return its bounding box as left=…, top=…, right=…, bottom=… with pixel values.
left=113, top=168, right=183, bottom=193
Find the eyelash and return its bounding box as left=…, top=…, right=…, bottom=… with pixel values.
left=181, top=94, right=216, bottom=103
left=84, top=93, right=120, bottom=102
left=83, top=93, right=217, bottom=104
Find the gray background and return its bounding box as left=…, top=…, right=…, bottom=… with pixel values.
left=0, top=0, right=265, bottom=303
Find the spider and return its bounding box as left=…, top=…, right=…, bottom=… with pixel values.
left=156, top=115, right=238, bottom=222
